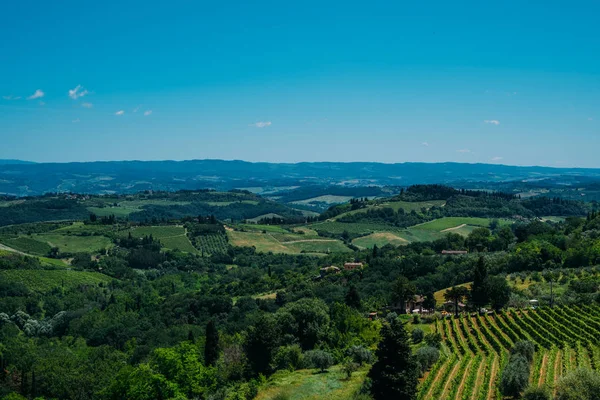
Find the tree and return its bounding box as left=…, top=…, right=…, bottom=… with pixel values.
left=471, top=256, right=489, bottom=310
left=368, top=317, right=419, bottom=400
left=347, top=345, right=373, bottom=366
left=487, top=276, right=511, bottom=311
left=392, top=276, right=416, bottom=314
left=204, top=320, right=219, bottom=367
left=423, top=291, right=436, bottom=311
left=522, top=386, right=552, bottom=400
left=500, top=354, right=530, bottom=397
left=245, top=314, right=280, bottom=375
left=342, top=359, right=358, bottom=378
left=414, top=346, right=440, bottom=375
left=555, top=368, right=600, bottom=400
left=345, top=286, right=361, bottom=309
left=444, top=286, right=469, bottom=316
left=304, top=350, right=334, bottom=372
left=511, top=341, right=535, bottom=363
left=411, top=328, right=424, bottom=344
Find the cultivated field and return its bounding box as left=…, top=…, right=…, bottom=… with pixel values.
left=352, top=232, right=408, bottom=249
left=0, top=269, right=112, bottom=293
left=227, top=230, right=350, bottom=254
left=418, top=305, right=600, bottom=399
left=414, top=217, right=512, bottom=231
left=119, top=226, right=198, bottom=253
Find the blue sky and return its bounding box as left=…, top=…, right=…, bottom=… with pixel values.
left=1, top=0, right=599, bottom=166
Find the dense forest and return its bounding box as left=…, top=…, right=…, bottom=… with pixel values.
left=1, top=185, right=600, bottom=399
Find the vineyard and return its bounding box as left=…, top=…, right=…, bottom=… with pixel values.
left=194, top=233, right=229, bottom=255
left=418, top=305, right=600, bottom=399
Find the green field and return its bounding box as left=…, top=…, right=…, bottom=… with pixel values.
left=255, top=365, right=368, bottom=400
left=0, top=236, right=52, bottom=255
left=120, top=226, right=198, bottom=253
left=33, top=233, right=113, bottom=253
left=0, top=269, right=112, bottom=293
left=227, top=230, right=349, bottom=255
left=53, top=222, right=118, bottom=235
left=335, top=200, right=446, bottom=220
left=396, top=228, right=446, bottom=243
left=291, top=195, right=354, bottom=205
left=238, top=223, right=289, bottom=233
left=352, top=232, right=409, bottom=249
left=414, top=217, right=512, bottom=231
left=87, top=199, right=192, bottom=217
left=205, top=200, right=259, bottom=206
left=308, top=221, right=403, bottom=236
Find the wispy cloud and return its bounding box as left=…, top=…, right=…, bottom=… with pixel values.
left=27, top=89, right=44, bottom=100
left=68, top=85, right=88, bottom=100
left=82, top=102, right=93, bottom=108
left=72, top=118, right=80, bottom=123
left=38, top=101, right=45, bottom=106
left=457, top=149, right=471, bottom=153
left=491, top=156, right=503, bottom=161
left=144, top=110, right=152, bottom=116
left=421, top=142, right=429, bottom=147
left=115, top=110, right=125, bottom=116
left=250, top=121, right=272, bottom=128
left=589, top=117, right=594, bottom=121
left=2, top=95, right=21, bottom=100
left=133, top=105, right=141, bottom=113
left=484, top=120, right=500, bottom=125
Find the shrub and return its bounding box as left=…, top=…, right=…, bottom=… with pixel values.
left=272, top=345, right=303, bottom=371
left=343, top=359, right=359, bottom=378
left=424, top=332, right=442, bottom=348
left=411, top=328, right=424, bottom=344
left=412, top=314, right=421, bottom=324
left=512, top=340, right=535, bottom=363
left=347, top=345, right=374, bottom=366
left=414, top=346, right=440, bottom=375
left=522, top=386, right=552, bottom=400
left=500, top=354, right=530, bottom=397
left=555, top=368, right=600, bottom=400
left=303, top=350, right=334, bottom=372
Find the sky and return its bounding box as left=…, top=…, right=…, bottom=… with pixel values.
left=1, top=0, right=599, bottom=167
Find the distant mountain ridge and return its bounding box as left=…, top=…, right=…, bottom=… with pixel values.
left=0, top=159, right=36, bottom=165
left=1, top=159, right=600, bottom=197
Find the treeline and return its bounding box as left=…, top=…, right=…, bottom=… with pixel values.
left=0, top=199, right=89, bottom=227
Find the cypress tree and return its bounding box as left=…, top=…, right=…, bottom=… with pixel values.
left=345, top=285, right=361, bottom=309
left=368, top=317, right=419, bottom=400
left=204, top=320, right=220, bottom=366
left=471, top=256, right=489, bottom=310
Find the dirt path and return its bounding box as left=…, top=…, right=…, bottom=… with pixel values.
left=440, top=223, right=467, bottom=233
left=538, top=353, right=549, bottom=386
left=487, top=356, right=499, bottom=400
left=439, top=360, right=462, bottom=400
left=455, top=358, right=474, bottom=400
left=0, top=243, right=29, bottom=256
left=277, top=238, right=339, bottom=244
left=553, top=351, right=562, bottom=393
left=471, top=357, right=488, bottom=400
left=423, top=360, right=453, bottom=399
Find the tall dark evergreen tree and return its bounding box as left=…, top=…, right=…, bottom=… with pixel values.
left=368, top=317, right=419, bottom=400
left=471, top=256, right=489, bottom=310
left=345, top=285, right=361, bottom=309
left=204, top=320, right=220, bottom=367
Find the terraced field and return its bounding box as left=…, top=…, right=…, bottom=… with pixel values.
left=419, top=305, right=600, bottom=399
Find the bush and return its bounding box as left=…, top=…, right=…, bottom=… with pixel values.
left=500, top=354, right=530, bottom=397
left=522, top=386, right=552, bottom=400
left=272, top=345, right=303, bottom=371
left=555, top=368, right=600, bottom=400
left=343, top=359, right=359, bottom=378
left=512, top=340, right=535, bottom=363
left=424, top=332, right=442, bottom=348
left=347, top=345, right=374, bottom=366
left=303, top=350, right=334, bottom=372
left=412, top=314, right=421, bottom=324
left=411, top=328, right=424, bottom=344
left=414, top=346, right=440, bottom=375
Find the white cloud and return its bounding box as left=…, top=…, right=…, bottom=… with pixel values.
left=421, top=142, right=429, bottom=147
left=68, top=85, right=89, bottom=100
left=250, top=121, right=272, bottom=128
left=115, top=110, right=125, bottom=116
left=133, top=105, right=141, bottom=113
left=456, top=149, right=471, bottom=153
left=82, top=102, right=93, bottom=108
left=491, top=156, right=503, bottom=161
left=484, top=120, right=500, bottom=125
left=144, top=110, right=152, bottom=116
left=72, top=118, right=80, bottom=123
left=3, top=95, right=21, bottom=100
left=27, top=89, right=44, bottom=100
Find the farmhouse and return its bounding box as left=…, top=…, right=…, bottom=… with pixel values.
left=344, top=262, right=363, bottom=271
left=443, top=300, right=466, bottom=313
left=441, top=250, right=468, bottom=255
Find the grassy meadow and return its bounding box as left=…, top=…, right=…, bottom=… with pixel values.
left=0, top=269, right=112, bottom=293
